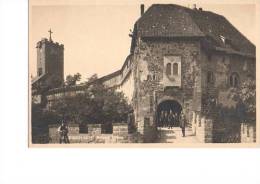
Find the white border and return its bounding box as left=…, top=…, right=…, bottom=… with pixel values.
left=0, top=0, right=260, bottom=184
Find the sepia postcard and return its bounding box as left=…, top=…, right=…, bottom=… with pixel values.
left=29, top=0, right=259, bottom=147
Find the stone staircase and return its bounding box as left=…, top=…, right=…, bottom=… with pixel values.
left=157, top=127, right=198, bottom=143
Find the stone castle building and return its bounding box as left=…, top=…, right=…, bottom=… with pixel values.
left=32, top=4, right=256, bottom=143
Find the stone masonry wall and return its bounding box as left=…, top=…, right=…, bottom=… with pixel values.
left=200, top=49, right=256, bottom=142
left=132, top=38, right=202, bottom=141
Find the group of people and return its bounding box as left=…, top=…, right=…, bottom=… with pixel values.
left=158, top=110, right=186, bottom=137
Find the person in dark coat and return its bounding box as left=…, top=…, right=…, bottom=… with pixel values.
left=180, top=111, right=186, bottom=137
left=168, top=110, right=174, bottom=129
left=58, top=121, right=70, bottom=144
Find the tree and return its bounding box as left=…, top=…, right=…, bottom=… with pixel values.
left=65, top=73, right=81, bottom=86
left=49, top=74, right=133, bottom=128
left=87, top=74, right=98, bottom=83
left=228, top=75, right=256, bottom=123
left=31, top=102, right=59, bottom=143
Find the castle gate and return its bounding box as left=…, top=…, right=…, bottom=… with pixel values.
left=156, top=100, right=182, bottom=127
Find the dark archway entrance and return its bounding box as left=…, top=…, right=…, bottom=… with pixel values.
left=156, top=100, right=182, bottom=127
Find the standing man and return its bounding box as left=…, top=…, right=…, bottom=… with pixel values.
left=168, top=110, right=173, bottom=129
left=180, top=111, right=186, bottom=137
left=58, top=121, right=70, bottom=144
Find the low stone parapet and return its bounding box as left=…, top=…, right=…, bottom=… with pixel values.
left=48, top=123, right=134, bottom=144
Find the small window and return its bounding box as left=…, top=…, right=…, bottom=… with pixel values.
left=172, top=63, right=178, bottom=75
left=166, top=63, right=171, bottom=75
left=207, top=71, right=214, bottom=84
left=38, top=68, right=43, bottom=76
left=230, top=72, right=239, bottom=88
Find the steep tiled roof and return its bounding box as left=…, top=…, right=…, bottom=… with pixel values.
left=136, top=4, right=204, bottom=38
left=134, top=4, right=255, bottom=56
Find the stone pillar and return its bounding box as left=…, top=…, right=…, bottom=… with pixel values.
left=195, top=117, right=213, bottom=143
left=204, top=119, right=213, bottom=143
left=88, top=124, right=101, bottom=135
left=68, top=124, right=79, bottom=135
left=241, top=123, right=256, bottom=143
left=137, top=118, right=145, bottom=135
left=113, top=123, right=129, bottom=143
left=48, top=124, right=60, bottom=143
left=191, top=111, right=197, bottom=135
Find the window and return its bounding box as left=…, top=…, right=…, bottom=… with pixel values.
left=230, top=72, right=239, bottom=87
left=207, top=71, right=214, bottom=84
left=172, top=63, right=178, bottom=75
left=166, top=63, right=171, bottom=75
left=38, top=68, right=43, bottom=76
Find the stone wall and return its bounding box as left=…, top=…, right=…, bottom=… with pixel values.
left=200, top=51, right=255, bottom=110
left=132, top=38, right=202, bottom=141
left=199, top=50, right=256, bottom=143
left=49, top=123, right=137, bottom=144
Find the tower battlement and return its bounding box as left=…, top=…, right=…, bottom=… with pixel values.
left=36, top=38, right=64, bottom=49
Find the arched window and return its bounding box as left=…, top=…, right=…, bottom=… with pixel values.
left=172, top=63, right=178, bottom=75
left=230, top=73, right=239, bottom=87
left=207, top=71, right=214, bottom=84
left=166, top=63, right=171, bottom=75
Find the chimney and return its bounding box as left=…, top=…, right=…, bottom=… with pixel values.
left=141, top=4, right=144, bottom=16
left=199, top=7, right=203, bottom=11
left=193, top=4, right=197, bottom=10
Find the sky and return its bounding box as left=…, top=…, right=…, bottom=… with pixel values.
left=30, top=2, right=256, bottom=82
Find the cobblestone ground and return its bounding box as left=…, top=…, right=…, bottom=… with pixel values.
left=157, top=127, right=200, bottom=143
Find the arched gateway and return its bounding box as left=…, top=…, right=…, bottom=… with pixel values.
left=156, top=100, right=182, bottom=127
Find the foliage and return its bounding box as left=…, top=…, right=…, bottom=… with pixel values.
left=87, top=74, right=98, bottom=83
left=31, top=102, right=59, bottom=143
left=50, top=74, right=133, bottom=125
left=65, top=73, right=81, bottom=86
left=32, top=103, right=59, bottom=126
left=228, top=76, right=256, bottom=122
